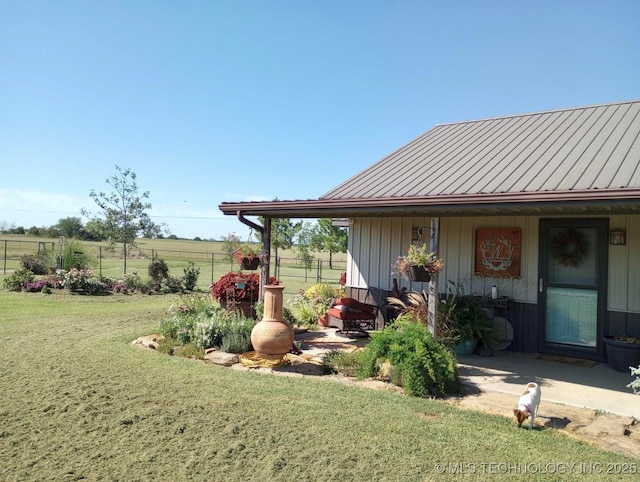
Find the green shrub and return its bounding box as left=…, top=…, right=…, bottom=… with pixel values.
left=173, top=343, right=205, bottom=359
left=156, top=337, right=176, bottom=355
left=357, top=316, right=460, bottom=398
left=159, top=295, right=256, bottom=352
left=2, top=268, right=35, bottom=291
left=123, top=272, right=144, bottom=291
left=182, top=261, right=200, bottom=291
left=193, top=310, right=257, bottom=351
left=287, top=295, right=319, bottom=327
left=20, top=254, right=50, bottom=275
left=321, top=349, right=365, bottom=377
left=148, top=258, right=169, bottom=289
left=219, top=330, right=252, bottom=354
left=162, top=275, right=184, bottom=294
left=192, top=318, right=224, bottom=348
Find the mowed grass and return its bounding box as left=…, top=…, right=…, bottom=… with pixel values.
left=1, top=292, right=637, bottom=481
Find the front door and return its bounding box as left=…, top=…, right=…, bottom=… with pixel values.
left=538, top=219, right=608, bottom=361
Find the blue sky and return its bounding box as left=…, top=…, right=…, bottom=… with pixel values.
left=2, top=0, right=639, bottom=240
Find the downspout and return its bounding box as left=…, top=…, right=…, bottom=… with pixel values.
left=236, top=211, right=270, bottom=300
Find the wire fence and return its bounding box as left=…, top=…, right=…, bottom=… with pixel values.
left=1, top=239, right=346, bottom=298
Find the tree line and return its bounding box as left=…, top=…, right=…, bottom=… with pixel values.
left=2, top=166, right=348, bottom=271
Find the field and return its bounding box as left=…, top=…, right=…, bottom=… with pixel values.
left=0, top=235, right=347, bottom=298
left=1, top=290, right=638, bottom=481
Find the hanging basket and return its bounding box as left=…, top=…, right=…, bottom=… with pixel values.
left=240, top=257, right=260, bottom=271
left=406, top=265, right=431, bottom=282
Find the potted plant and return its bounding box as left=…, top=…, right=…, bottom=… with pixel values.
left=392, top=243, right=444, bottom=282
left=211, top=272, right=279, bottom=319
left=602, top=334, right=640, bottom=372
left=232, top=244, right=265, bottom=270
left=440, top=292, right=494, bottom=356
left=299, top=283, right=345, bottom=326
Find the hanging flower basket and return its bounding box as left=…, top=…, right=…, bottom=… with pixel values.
left=392, top=243, right=444, bottom=282
left=406, top=265, right=431, bottom=282
left=240, top=257, right=260, bottom=271
left=232, top=245, right=265, bottom=271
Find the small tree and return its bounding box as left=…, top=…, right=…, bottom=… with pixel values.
left=82, top=166, right=164, bottom=274
left=309, top=218, right=348, bottom=269
left=296, top=222, right=315, bottom=273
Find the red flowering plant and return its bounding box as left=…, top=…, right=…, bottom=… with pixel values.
left=210, top=272, right=279, bottom=303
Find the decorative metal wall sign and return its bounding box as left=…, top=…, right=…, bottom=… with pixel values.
left=474, top=228, right=521, bottom=277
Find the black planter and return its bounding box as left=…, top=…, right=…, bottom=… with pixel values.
left=240, top=257, right=260, bottom=271
left=406, top=265, right=431, bottom=282
left=603, top=336, right=640, bottom=372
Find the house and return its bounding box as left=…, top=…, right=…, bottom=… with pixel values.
left=219, top=100, right=640, bottom=362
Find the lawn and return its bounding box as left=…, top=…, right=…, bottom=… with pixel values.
left=1, top=291, right=637, bottom=481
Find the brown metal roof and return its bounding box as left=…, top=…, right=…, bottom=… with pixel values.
left=219, top=100, right=640, bottom=218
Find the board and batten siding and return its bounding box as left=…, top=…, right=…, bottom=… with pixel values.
left=347, top=214, right=640, bottom=314
left=347, top=217, right=434, bottom=292
left=608, top=214, right=640, bottom=313
left=439, top=216, right=539, bottom=303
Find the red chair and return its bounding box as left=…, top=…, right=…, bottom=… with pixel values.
left=327, top=297, right=378, bottom=334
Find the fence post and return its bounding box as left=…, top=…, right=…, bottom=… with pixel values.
left=211, top=253, right=215, bottom=285
left=316, top=259, right=322, bottom=282
left=3, top=240, right=6, bottom=274
left=99, top=246, right=102, bottom=278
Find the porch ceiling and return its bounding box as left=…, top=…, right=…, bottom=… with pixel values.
left=218, top=188, right=640, bottom=219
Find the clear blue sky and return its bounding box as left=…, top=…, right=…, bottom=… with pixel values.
left=2, top=0, right=639, bottom=240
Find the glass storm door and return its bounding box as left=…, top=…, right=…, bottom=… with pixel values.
left=538, top=219, right=608, bottom=360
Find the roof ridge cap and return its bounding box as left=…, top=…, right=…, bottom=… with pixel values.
left=434, top=99, right=640, bottom=127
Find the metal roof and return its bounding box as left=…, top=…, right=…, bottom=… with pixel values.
left=220, top=100, right=640, bottom=218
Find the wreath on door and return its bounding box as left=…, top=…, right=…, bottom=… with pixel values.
left=551, top=228, right=589, bottom=268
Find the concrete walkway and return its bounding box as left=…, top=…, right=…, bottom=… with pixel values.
left=456, top=351, right=639, bottom=419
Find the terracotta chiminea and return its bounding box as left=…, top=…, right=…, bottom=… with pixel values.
left=250, top=285, right=294, bottom=361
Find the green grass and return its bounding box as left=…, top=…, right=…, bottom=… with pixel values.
left=1, top=291, right=637, bottom=481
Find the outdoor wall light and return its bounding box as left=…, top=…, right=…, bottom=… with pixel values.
left=609, top=228, right=626, bottom=246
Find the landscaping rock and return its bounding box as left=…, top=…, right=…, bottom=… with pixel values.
left=204, top=350, right=239, bottom=366
left=131, top=335, right=159, bottom=350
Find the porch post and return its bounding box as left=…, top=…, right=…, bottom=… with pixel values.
left=428, top=217, right=440, bottom=336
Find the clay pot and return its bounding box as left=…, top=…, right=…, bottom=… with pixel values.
left=250, top=285, right=294, bottom=360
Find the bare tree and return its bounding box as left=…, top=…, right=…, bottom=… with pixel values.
left=82, top=166, right=164, bottom=274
